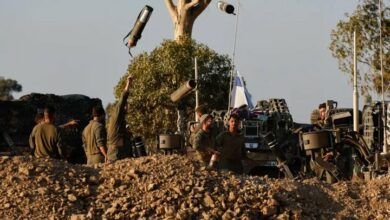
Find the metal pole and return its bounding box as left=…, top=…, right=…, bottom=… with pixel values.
left=353, top=30, right=359, bottom=132
left=227, top=0, right=240, bottom=111
left=379, top=0, right=388, bottom=154
left=195, top=57, right=199, bottom=121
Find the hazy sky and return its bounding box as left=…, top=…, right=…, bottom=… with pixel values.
left=0, top=0, right=370, bottom=122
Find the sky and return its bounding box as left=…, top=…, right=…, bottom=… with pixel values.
left=0, top=0, right=372, bottom=123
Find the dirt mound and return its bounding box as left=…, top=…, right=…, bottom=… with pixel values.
left=0, top=155, right=389, bottom=219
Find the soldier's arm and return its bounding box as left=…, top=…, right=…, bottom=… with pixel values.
left=56, top=130, right=65, bottom=159
left=241, top=140, right=247, bottom=159
left=116, top=75, right=135, bottom=111
left=193, top=132, right=202, bottom=150
left=29, top=126, right=36, bottom=154
left=96, top=124, right=108, bottom=161
left=81, top=130, right=86, bottom=151
left=59, top=119, right=79, bottom=129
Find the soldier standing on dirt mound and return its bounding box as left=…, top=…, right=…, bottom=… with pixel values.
left=29, top=106, right=64, bottom=159
left=107, top=75, right=134, bottom=162
left=82, top=106, right=108, bottom=165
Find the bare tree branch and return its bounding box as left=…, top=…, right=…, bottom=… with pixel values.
left=185, top=0, right=201, bottom=10
left=192, top=0, right=211, bottom=19
left=165, top=0, right=178, bottom=22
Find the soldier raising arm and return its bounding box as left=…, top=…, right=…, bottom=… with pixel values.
left=107, top=75, right=134, bottom=161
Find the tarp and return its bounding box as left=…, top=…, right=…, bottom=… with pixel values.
left=229, top=71, right=254, bottom=109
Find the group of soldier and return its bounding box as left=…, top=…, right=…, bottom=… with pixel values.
left=192, top=106, right=253, bottom=174
left=28, top=74, right=254, bottom=174
left=29, top=75, right=135, bottom=165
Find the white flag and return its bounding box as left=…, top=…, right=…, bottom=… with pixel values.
left=230, top=71, right=254, bottom=109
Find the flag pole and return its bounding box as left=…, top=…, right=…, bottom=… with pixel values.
left=379, top=0, right=388, bottom=154
left=227, top=0, right=240, bottom=110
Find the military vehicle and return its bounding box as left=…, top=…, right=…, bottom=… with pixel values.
left=223, top=99, right=390, bottom=182
left=236, top=99, right=300, bottom=177
left=0, top=93, right=103, bottom=163
left=294, top=100, right=389, bottom=182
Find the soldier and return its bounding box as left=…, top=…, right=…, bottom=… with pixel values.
left=193, top=114, right=219, bottom=166
left=216, top=114, right=247, bottom=174
left=82, top=106, right=108, bottom=165
left=29, top=106, right=64, bottom=159
left=189, top=105, right=206, bottom=146
left=310, top=103, right=327, bottom=129
left=107, top=75, right=134, bottom=161
left=318, top=103, right=327, bottom=126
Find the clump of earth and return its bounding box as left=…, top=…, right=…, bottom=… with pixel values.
left=0, top=154, right=389, bottom=219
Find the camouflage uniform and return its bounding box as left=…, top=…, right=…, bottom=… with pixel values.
left=216, top=131, right=246, bottom=174
left=107, top=91, right=132, bottom=161
left=29, top=123, right=63, bottom=159
left=82, top=120, right=107, bottom=165
left=193, top=129, right=215, bottom=166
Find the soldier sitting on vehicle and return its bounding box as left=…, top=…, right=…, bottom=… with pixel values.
left=311, top=103, right=329, bottom=129
left=193, top=114, right=219, bottom=166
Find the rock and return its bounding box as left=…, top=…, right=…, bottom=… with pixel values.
left=105, top=207, right=117, bottom=215
left=202, top=212, right=211, bottom=220
left=228, top=192, right=237, bottom=202
left=147, top=183, right=157, bottom=191
left=70, top=214, right=86, bottom=220
left=0, top=154, right=387, bottom=219
left=37, top=187, right=48, bottom=195
left=68, top=194, right=78, bottom=202
left=18, top=166, right=31, bottom=176
left=108, top=178, right=120, bottom=188
left=164, top=206, right=175, bottom=217
left=173, top=187, right=183, bottom=195
left=268, top=198, right=279, bottom=206
left=204, top=194, right=215, bottom=208
left=88, top=176, right=99, bottom=185
left=262, top=206, right=278, bottom=217
left=119, top=185, right=127, bottom=191
left=234, top=207, right=242, bottom=216
left=222, top=210, right=235, bottom=220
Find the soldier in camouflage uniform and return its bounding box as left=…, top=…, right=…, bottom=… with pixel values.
left=216, top=114, right=246, bottom=174
left=193, top=114, right=218, bottom=166
left=29, top=107, right=64, bottom=159
left=311, top=103, right=327, bottom=129
left=82, top=106, right=108, bottom=165
left=107, top=75, right=134, bottom=162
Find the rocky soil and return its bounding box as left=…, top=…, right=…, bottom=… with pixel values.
left=1, top=155, right=390, bottom=219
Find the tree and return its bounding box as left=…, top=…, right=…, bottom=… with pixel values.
left=114, top=38, right=232, bottom=147
left=164, top=0, right=212, bottom=41
left=0, top=77, right=22, bottom=101
left=330, top=0, right=390, bottom=100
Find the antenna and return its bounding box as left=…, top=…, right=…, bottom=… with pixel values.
left=227, top=0, right=241, bottom=110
